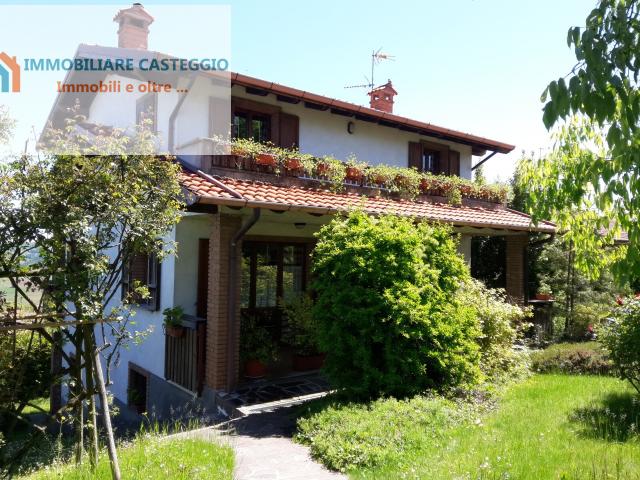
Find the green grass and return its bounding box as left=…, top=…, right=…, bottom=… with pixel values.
left=18, top=435, right=234, bottom=480
left=0, top=277, right=42, bottom=313
left=298, top=375, right=640, bottom=479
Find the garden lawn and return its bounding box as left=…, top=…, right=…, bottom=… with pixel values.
left=20, top=435, right=234, bottom=480
left=300, top=375, right=640, bottom=479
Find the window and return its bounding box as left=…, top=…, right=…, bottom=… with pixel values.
left=136, top=92, right=157, bottom=132
left=240, top=242, right=307, bottom=309
left=227, top=97, right=299, bottom=148
left=422, top=149, right=440, bottom=174
left=408, top=141, right=460, bottom=177
left=232, top=110, right=271, bottom=143
left=122, top=252, right=161, bottom=311
left=127, top=364, right=148, bottom=414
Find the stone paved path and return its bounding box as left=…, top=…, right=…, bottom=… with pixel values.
left=191, top=404, right=345, bottom=480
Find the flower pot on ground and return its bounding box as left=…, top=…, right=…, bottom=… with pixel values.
left=535, top=282, right=553, bottom=301
left=163, top=306, right=185, bottom=338
left=244, top=359, right=268, bottom=379
left=280, top=294, right=324, bottom=371
left=240, top=316, right=278, bottom=379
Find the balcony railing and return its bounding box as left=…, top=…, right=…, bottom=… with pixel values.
left=164, top=315, right=206, bottom=395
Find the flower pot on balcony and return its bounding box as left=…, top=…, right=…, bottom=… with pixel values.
left=255, top=153, right=278, bottom=167
left=165, top=325, right=185, bottom=338
left=345, top=166, right=363, bottom=182
left=292, top=353, right=326, bottom=372
left=244, top=359, right=268, bottom=379
left=284, top=157, right=304, bottom=174
left=315, top=162, right=330, bottom=177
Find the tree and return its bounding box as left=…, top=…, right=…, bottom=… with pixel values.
left=523, top=0, right=640, bottom=281
left=0, top=120, right=183, bottom=477
left=311, top=211, right=481, bottom=398
left=0, top=105, right=14, bottom=145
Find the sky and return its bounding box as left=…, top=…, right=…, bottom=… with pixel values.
left=0, top=0, right=597, bottom=181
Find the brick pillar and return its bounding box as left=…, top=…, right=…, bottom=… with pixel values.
left=505, top=234, right=528, bottom=304
left=205, top=213, right=242, bottom=391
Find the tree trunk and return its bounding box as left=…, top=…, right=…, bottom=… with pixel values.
left=83, top=327, right=99, bottom=469
left=93, top=349, right=121, bottom=480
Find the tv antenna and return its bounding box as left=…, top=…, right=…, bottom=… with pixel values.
left=345, top=48, right=395, bottom=91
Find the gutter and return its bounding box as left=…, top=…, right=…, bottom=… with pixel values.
left=226, top=208, right=261, bottom=392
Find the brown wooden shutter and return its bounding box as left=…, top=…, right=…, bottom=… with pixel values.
left=196, top=239, right=209, bottom=319
left=122, top=252, right=160, bottom=311
left=449, top=150, right=460, bottom=177
left=408, top=142, right=422, bottom=170
left=279, top=113, right=299, bottom=148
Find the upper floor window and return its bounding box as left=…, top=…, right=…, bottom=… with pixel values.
left=122, top=252, right=161, bottom=311
left=409, top=140, right=460, bottom=177
left=232, top=110, right=271, bottom=143
left=225, top=97, right=299, bottom=149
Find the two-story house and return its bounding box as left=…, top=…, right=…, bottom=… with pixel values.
left=46, top=4, right=554, bottom=417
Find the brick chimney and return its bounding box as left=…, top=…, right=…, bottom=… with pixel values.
left=368, top=80, right=397, bottom=113
left=113, top=3, right=154, bottom=50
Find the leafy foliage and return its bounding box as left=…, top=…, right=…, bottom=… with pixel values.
left=225, top=137, right=509, bottom=203
left=526, top=0, right=640, bottom=280
left=458, top=279, right=531, bottom=381
left=602, top=296, right=640, bottom=393
left=0, top=332, right=51, bottom=419
left=280, top=293, right=320, bottom=356
left=311, top=211, right=481, bottom=398
left=535, top=236, right=625, bottom=339
left=531, top=342, right=613, bottom=375
left=0, top=105, right=14, bottom=145
left=239, top=315, right=278, bottom=364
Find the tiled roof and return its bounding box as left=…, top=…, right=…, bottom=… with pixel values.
left=180, top=170, right=556, bottom=233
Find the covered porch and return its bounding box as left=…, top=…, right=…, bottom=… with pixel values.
left=173, top=169, right=554, bottom=399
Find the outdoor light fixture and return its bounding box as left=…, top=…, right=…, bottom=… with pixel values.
left=347, top=121, right=355, bottom=134
left=294, top=222, right=306, bottom=229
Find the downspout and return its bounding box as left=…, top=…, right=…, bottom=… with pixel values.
left=168, top=76, right=197, bottom=154
left=226, top=208, right=261, bottom=391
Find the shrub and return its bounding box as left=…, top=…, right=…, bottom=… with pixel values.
left=296, top=394, right=479, bottom=472
left=311, top=211, right=481, bottom=398
left=458, top=279, right=531, bottom=381
left=530, top=342, right=613, bottom=375
left=0, top=331, right=51, bottom=415
left=601, top=296, right=640, bottom=393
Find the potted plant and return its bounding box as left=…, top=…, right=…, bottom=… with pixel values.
left=163, top=306, right=185, bottom=338
left=255, top=152, right=278, bottom=167
left=280, top=294, right=325, bottom=371
left=366, top=165, right=395, bottom=187
left=240, top=316, right=278, bottom=379
left=535, top=282, right=553, bottom=301
left=345, top=155, right=367, bottom=183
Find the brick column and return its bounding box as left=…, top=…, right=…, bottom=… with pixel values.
left=205, top=213, right=242, bottom=391
left=505, top=234, right=528, bottom=304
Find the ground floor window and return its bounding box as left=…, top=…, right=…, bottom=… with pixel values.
left=240, top=241, right=309, bottom=341
left=127, top=364, right=149, bottom=414
left=471, top=236, right=506, bottom=289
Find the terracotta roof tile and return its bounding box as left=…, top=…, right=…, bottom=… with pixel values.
left=180, top=170, right=555, bottom=233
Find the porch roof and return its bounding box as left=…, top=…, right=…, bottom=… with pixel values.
left=179, top=170, right=556, bottom=233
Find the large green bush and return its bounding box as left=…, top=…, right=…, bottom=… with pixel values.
left=602, top=296, right=640, bottom=393
left=311, top=211, right=481, bottom=398
left=458, top=279, right=531, bottom=381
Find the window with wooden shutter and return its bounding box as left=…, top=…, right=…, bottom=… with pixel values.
left=448, top=150, right=461, bottom=177
left=279, top=113, right=299, bottom=149
left=122, top=252, right=161, bottom=311
left=408, top=140, right=451, bottom=175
